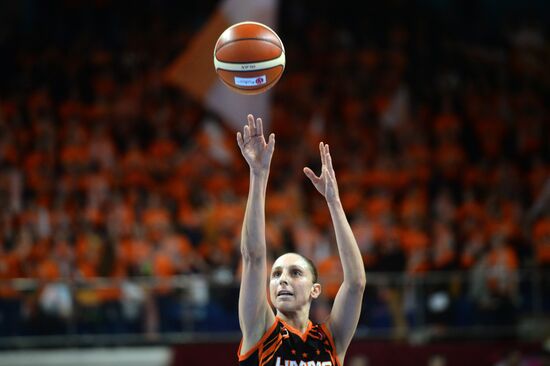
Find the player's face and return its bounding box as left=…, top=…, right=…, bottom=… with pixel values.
left=269, top=253, right=320, bottom=312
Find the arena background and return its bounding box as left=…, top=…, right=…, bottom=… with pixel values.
left=0, top=0, right=549, bottom=365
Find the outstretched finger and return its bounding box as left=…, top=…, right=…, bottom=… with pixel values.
left=247, top=114, right=255, bottom=134
left=319, top=142, right=326, bottom=167
left=243, top=125, right=251, bottom=141
left=237, top=131, right=244, bottom=148
left=325, top=144, right=335, bottom=174
left=257, top=117, right=264, bottom=139
left=267, top=133, right=275, bottom=154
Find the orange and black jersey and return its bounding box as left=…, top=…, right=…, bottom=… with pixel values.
left=238, top=317, right=341, bottom=366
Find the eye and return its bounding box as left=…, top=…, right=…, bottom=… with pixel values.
left=272, top=271, right=281, bottom=278
left=292, top=269, right=302, bottom=276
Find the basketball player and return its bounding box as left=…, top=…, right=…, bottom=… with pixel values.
left=237, top=114, right=366, bottom=366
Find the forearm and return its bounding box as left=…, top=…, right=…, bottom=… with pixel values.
left=327, top=199, right=366, bottom=287
left=241, top=171, right=269, bottom=260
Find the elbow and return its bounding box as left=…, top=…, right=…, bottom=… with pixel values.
left=356, top=277, right=367, bottom=292
left=240, top=247, right=264, bottom=264
left=346, top=275, right=367, bottom=293
left=355, top=270, right=367, bottom=290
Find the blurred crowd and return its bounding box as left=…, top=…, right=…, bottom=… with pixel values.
left=0, top=1, right=549, bottom=338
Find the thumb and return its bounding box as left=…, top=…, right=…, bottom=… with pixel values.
left=303, top=167, right=318, bottom=182
left=267, top=133, right=275, bottom=153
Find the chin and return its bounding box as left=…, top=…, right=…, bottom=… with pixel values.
left=275, top=302, right=295, bottom=313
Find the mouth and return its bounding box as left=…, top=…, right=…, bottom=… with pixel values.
left=277, top=290, right=294, bottom=298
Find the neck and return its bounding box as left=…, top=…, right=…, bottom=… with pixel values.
left=276, top=308, right=311, bottom=333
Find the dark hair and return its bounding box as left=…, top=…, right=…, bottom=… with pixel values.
left=293, top=252, right=318, bottom=284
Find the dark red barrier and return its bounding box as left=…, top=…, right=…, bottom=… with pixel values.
left=346, top=340, right=543, bottom=366
left=172, top=340, right=545, bottom=366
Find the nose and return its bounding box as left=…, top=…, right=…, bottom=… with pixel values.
left=278, top=270, right=289, bottom=285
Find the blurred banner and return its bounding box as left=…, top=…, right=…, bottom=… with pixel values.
left=164, top=0, right=279, bottom=130
left=0, top=347, right=171, bottom=366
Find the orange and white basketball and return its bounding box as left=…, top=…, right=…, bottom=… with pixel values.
left=213, top=21, right=285, bottom=95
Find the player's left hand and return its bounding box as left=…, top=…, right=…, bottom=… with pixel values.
left=304, top=142, right=340, bottom=204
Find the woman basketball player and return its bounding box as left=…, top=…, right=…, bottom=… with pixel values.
left=237, top=114, right=366, bottom=366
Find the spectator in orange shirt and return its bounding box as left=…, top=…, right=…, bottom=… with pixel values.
left=151, top=235, right=187, bottom=333
left=460, top=231, right=487, bottom=270
left=472, top=236, right=520, bottom=329
left=0, top=242, right=23, bottom=336
left=148, top=126, right=177, bottom=179
left=432, top=221, right=457, bottom=271
left=141, top=193, right=171, bottom=242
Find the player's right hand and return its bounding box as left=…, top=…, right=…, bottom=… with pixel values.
left=237, top=114, right=275, bottom=176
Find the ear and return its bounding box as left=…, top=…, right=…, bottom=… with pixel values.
left=310, top=283, right=322, bottom=299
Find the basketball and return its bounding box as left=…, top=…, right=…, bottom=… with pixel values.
left=213, top=21, right=285, bottom=95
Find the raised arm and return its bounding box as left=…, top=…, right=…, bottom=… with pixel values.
left=237, top=114, right=276, bottom=355
left=304, top=142, right=366, bottom=361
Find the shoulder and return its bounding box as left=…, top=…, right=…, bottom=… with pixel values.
left=239, top=318, right=282, bottom=362
left=315, top=322, right=337, bottom=350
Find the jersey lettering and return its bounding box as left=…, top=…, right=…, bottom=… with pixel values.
left=274, top=357, right=332, bottom=366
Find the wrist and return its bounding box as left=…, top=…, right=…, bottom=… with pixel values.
left=326, top=197, right=342, bottom=209
left=250, top=169, right=269, bottom=180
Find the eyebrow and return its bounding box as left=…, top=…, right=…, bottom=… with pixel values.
left=271, top=265, right=305, bottom=272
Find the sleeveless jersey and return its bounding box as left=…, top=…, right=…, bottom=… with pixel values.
left=238, top=317, right=341, bottom=366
